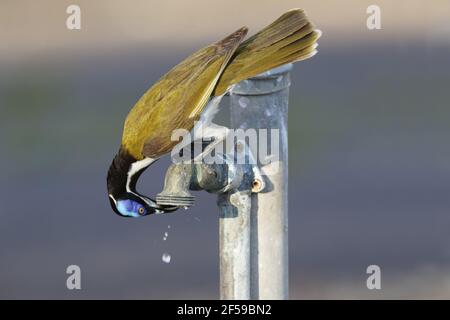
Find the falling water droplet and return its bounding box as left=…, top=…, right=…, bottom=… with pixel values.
left=163, top=231, right=168, bottom=241
left=238, top=97, right=250, bottom=108
left=162, top=253, right=171, bottom=264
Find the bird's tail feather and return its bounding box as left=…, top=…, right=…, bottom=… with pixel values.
left=213, top=9, right=321, bottom=96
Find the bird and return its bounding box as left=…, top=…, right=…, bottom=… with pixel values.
left=107, top=8, right=321, bottom=218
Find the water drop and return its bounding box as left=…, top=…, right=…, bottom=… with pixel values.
left=162, top=253, right=171, bottom=264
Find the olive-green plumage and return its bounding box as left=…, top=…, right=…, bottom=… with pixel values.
left=122, top=8, right=320, bottom=160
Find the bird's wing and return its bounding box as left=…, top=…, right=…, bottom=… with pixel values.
left=122, top=27, right=248, bottom=160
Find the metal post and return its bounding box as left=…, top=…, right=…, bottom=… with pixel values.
left=156, top=64, right=292, bottom=300
left=230, top=64, right=292, bottom=299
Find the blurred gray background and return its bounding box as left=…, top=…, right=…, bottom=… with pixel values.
left=1, top=0, right=450, bottom=299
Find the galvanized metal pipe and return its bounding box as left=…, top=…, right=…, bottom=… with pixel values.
left=157, top=64, right=292, bottom=300
left=230, top=64, right=292, bottom=300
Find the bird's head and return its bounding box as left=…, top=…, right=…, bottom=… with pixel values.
left=108, top=192, right=165, bottom=218
left=107, top=147, right=177, bottom=218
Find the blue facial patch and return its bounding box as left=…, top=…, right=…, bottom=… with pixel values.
left=116, top=199, right=146, bottom=218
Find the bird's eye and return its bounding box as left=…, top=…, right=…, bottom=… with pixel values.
left=138, top=207, right=145, bottom=215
